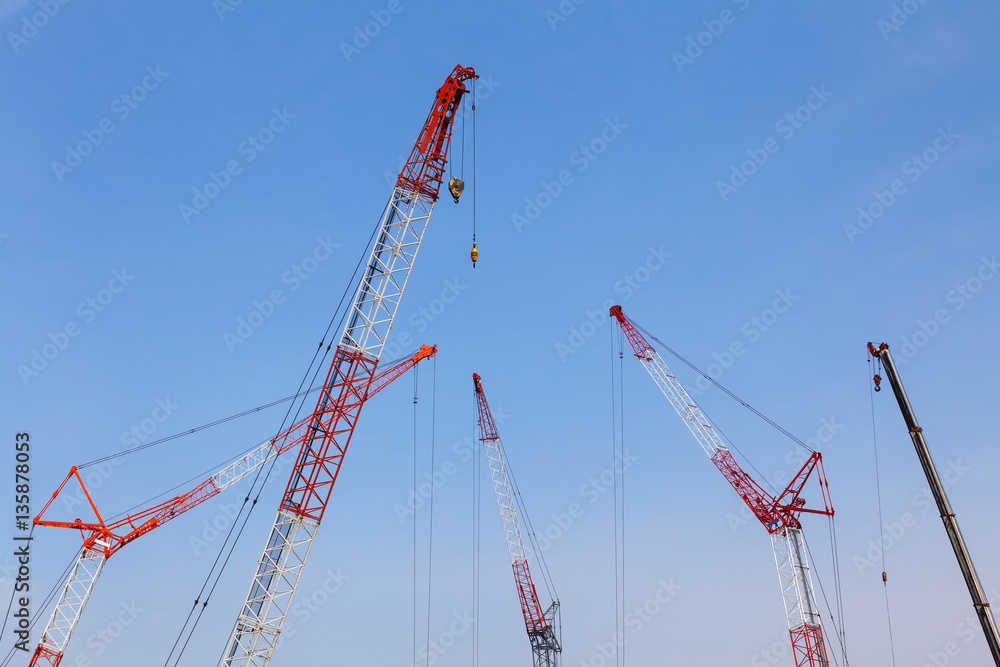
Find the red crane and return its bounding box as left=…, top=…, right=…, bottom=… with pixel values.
left=27, top=346, right=437, bottom=667
left=220, top=65, right=477, bottom=667
left=473, top=373, right=561, bottom=667
left=610, top=305, right=834, bottom=667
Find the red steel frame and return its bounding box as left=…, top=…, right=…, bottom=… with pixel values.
left=610, top=305, right=834, bottom=667
left=27, top=346, right=435, bottom=667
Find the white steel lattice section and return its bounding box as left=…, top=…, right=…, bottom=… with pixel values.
left=221, top=190, right=432, bottom=667
left=213, top=439, right=283, bottom=492
left=481, top=434, right=528, bottom=567
left=342, top=189, right=432, bottom=359
left=635, top=350, right=725, bottom=459
left=37, top=548, right=106, bottom=656
left=222, top=510, right=318, bottom=666
left=772, top=529, right=829, bottom=666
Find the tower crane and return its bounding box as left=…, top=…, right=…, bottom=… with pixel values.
left=610, top=306, right=834, bottom=667
left=220, top=65, right=477, bottom=667
left=473, top=373, right=561, bottom=667
left=27, top=346, right=437, bottom=667
left=868, top=342, right=1000, bottom=665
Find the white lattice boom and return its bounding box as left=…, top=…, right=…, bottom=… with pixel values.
left=610, top=305, right=831, bottom=667
left=220, top=64, right=478, bottom=667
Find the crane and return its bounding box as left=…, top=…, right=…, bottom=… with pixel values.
left=610, top=305, right=834, bottom=667
left=868, top=342, right=1000, bottom=665
left=27, top=346, right=437, bottom=667
left=220, top=65, right=477, bottom=667
left=473, top=373, right=561, bottom=667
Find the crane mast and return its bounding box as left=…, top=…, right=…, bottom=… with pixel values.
left=473, top=373, right=561, bottom=667
left=27, top=346, right=436, bottom=667
left=868, top=342, right=1000, bottom=665
left=220, top=65, right=476, bottom=667
left=610, top=306, right=833, bottom=667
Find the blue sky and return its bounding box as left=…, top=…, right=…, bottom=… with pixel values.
left=3, top=1, right=1000, bottom=666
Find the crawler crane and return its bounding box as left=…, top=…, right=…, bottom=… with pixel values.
left=28, top=347, right=436, bottom=667
left=474, top=373, right=561, bottom=667
left=220, top=65, right=477, bottom=667
left=611, top=305, right=834, bottom=667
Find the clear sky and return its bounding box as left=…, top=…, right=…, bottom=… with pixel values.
left=3, top=2, right=1000, bottom=666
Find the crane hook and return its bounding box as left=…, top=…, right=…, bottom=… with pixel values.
left=470, top=241, right=478, bottom=268
left=873, top=373, right=882, bottom=392
left=448, top=177, right=464, bottom=203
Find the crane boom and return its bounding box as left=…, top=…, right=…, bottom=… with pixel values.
left=473, top=373, right=561, bottom=667
left=26, top=345, right=436, bottom=667
left=610, top=305, right=832, bottom=667
left=868, top=342, right=1000, bottom=665
left=220, top=65, right=476, bottom=667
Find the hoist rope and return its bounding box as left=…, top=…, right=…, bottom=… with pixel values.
left=620, top=316, right=851, bottom=665
left=424, top=360, right=437, bottom=667
left=869, top=355, right=897, bottom=667
left=610, top=326, right=628, bottom=667
left=611, top=328, right=620, bottom=667
left=633, top=322, right=815, bottom=453
left=460, top=92, right=466, bottom=181
left=78, top=385, right=323, bottom=469
left=829, top=516, right=849, bottom=666
left=413, top=364, right=419, bottom=667
left=619, top=332, right=627, bottom=667
left=0, top=536, right=79, bottom=667
left=163, top=189, right=392, bottom=667
left=505, top=441, right=559, bottom=601
left=0, top=525, right=34, bottom=652
left=471, top=385, right=482, bottom=667
left=803, top=535, right=847, bottom=667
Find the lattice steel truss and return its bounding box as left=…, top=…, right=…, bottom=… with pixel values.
left=474, top=373, right=561, bottom=667
left=219, top=65, right=476, bottom=667
left=31, top=548, right=106, bottom=667
left=27, top=347, right=434, bottom=667
left=610, top=305, right=832, bottom=667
